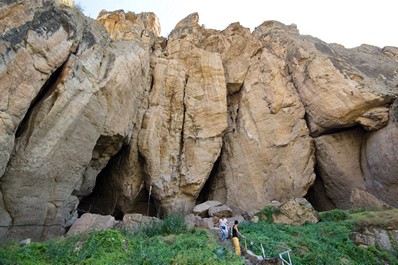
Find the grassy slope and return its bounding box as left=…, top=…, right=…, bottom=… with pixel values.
left=0, top=210, right=397, bottom=265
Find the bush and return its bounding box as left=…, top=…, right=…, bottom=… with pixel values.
left=134, top=212, right=187, bottom=238
left=256, top=206, right=280, bottom=223
left=319, top=209, right=349, bottom=222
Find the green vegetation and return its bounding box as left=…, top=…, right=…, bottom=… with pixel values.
left=1, top=210, right=397, bottom=265
left=0, top=213, right=241, bottom=265
left=242, top=208, right=398, bottom=265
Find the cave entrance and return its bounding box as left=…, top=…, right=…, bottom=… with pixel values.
left=305, top=167, right=336, bottom=212
left=196, top=154, right=222, bottom=204
left=77, top=146, right=158, bottom=220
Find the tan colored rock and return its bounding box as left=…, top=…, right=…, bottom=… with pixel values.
left=209, top=44, right=315, bottom=214
left=350, top=188, right=391, bottom=210
left=67, top=213, right=117, bottom=236
left=254, top=21, right=398, bottom=135
left=312, top=100, right=398, bottom=210
left=121, top=213, right=159, bottom=231
left=193, top=201, right=223, bottom=217
left=138, top=27, right=228, bottom=213
left=0, top=3, right=151, bottom=241
left=355, top=107, right=390, bottom=131
left=362, top=100, right=398, bottom=207
left=272, top=198, right=319, bottom=225
left=201, top=22, right=262, bottom=94
left=97, top=10, right=160, bottom=41
left=0, top=2, right=86, bottom=177
left=314, top=128, right=367, bottom=209
left=208, top=205, right=233, bottom=218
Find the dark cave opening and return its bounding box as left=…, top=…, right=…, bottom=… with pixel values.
left=196, top=154, right=222, bottom=204
left=77, top=145, right=158, bottom=220
left=305, top=167, right=336, bottom=212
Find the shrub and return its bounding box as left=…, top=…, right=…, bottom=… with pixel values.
left=319, top=208, right=349, bottom=222
left=256, top=206, right=279, bottom=223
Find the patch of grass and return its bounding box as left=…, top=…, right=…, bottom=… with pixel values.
left=256, top=206, right=280, bottom=223
left=349, top=209, right=398, bottom=229
left=240, top=209, right=398, bottom=265
left=1, top=209, right=398, bottom=265
left=0, top=216, right=240, bottom=265
left=132, top=212, right=188, bottom=238
left=319, top=208, right=349, bottom=221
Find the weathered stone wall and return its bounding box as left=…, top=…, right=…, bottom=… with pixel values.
left=0, top=2, right=397, bottom=242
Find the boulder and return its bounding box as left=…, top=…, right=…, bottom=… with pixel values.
left=208, top=205, right=233, bottom=218
left=121, top=213, right=159, bottom=231
left=193, top=201, right=223, bottom=217
left=350, top=188, right=392, bottom=210
left=67, top=213, right=117, bottom=236
left=273, top=198, right=319, bottom=225
left=350, top=227, right=398, bottom=252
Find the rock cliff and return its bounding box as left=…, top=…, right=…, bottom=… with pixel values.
left=0, top=0, right=397, bottom=241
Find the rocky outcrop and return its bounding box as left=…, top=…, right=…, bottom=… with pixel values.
left=1, top=2, right=398, bottom=242
left=272, top=198, right=319, bottom=225
left=67, top=213, right=117, bottom=236
left=0, top=1, right=151, bottom=241
left=350, top=226, right=398, bottom=253
left=311, top=100, right=398, bottom=210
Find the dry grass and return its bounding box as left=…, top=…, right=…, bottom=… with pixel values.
left=350, top=209, right=398, bottom=229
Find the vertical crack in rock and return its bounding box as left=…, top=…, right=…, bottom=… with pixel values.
left=177, top=73, right=189, bottom=189
left=14, top=61, right=65, bottom=138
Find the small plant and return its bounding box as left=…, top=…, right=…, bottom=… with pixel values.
left=256, top=205, right=280, bottom=223
left=162, top=212, right=187, bottom=235
left=319, top=208, right=349, bottom=222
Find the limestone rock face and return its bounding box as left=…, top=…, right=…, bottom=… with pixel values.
left=254, top=21, right=397, bottom=136
left=200, top=22, right=315, bottom=213
left=362, top=100, right=398, bottom=207
left=1, top=4, right=398, bottom=243
left=314, top=129, right=367, bottom=209
left=0, top=1, right=84, bottom=178
left=0, top=1, right=150, bottom=241
left=138, top=16, right=228, bottom=213
left=350, top=227, right=398, bottom=252
left=96, top=10, right=160, bottom=41
left=312, top=100, right=398, bottom=210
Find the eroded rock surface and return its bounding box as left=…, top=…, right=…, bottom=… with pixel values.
left=1, top=3, right=398, bottom=242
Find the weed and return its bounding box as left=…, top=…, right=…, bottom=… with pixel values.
left=256, top=205, right=279, bottom=223
left=318, top=208, right=349, bottom=221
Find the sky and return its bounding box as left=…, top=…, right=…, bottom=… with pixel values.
left=77, top=0, right=397, bottom=49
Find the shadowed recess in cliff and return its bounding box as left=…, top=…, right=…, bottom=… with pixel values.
left=306, top=166, right=336, bottom=212
left=196, top=154, right=222, bottom=204
left=77, top=144, right=158, bottom=219
left=14, top=62, right=66, bottom=138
